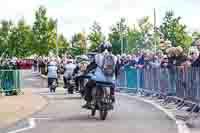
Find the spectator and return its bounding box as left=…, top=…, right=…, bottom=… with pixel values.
left=192, top=39, right=200, bottom=67
left=149, top=55, right=160, bottom=68
left=128, top=54, right=137, bottom=67
left=115, top=55, right=121, bottom=78
left=190, top=49, right=199, bottom=63
left=137, top=53, right=145, bottom=68
left=160, top=55, right=169, bottom=68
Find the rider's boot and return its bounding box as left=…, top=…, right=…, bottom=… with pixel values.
left=111, top=95, right=115, bottom=103
left=82, top=102, right=91, bottom=109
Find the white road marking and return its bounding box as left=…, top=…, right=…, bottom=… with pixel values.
left=26, top=78, right=35, bottom=81
left=118, top=93, right=190, bottom=133
left=7, top=118, right=51, bottom=133
left=7, top=118, right=35, bottom=133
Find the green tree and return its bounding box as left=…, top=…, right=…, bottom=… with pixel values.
left=121, top=16, right=154, bottom=54
left=160, top=11, right=192, bottom=49
left=0, top=20, right=13, bottom=58
left=9, top=19, right=33, bottom=58
left=88, top=21, right=105, bottom=52
left=70, top=32, right=87, bottom=56
left=136, top=16, right=154, bottom=50
left=126, top=25, right=142, bottom=53
left=32, top=6, right=56, bottom=56
left=192, top=31, right=200, bottom=41
left=57, top=34, right=70, bottom=56
left=108, top=18, right=128, bottom=55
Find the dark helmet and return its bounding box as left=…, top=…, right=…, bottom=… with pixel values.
left=99, top=42, right=112, bottom=53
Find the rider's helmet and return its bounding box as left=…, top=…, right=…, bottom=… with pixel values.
left=67, top=59, right=73, bottom=64
left=49, top=61, right=57, bottom=65
left=99, top=41, right=112, bottom=53
left=49, top=57, right=57, bottom=65
left=79, top=55, right=89, bottom=62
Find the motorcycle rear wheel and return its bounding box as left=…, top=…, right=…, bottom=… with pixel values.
left=99, top=109, right=108, bottom=120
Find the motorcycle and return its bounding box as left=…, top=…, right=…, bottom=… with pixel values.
left=75, top=74, right=90, bottom=97
left=86, top=80, right=114, bottom=120
left=75, top=62, right=90, bottom=96
left=64, top=77, right=75, bottom=94
left=49, top=78, right=58, bottom=93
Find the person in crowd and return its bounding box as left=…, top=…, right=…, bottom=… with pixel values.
left=160, top=55, right=169, bottom=68
left=33, top=58, right=38, bottom=72
left=192, top=39, right=200, bottom=67
left=137, top=52, right=145, bottom=69
left=149, top=54, right=161, bottom=69
left=128, top=54, right=137, bottom=67
left=189, top=49, right=199, bottom=63
left=115, top=55, right=121, bottom=78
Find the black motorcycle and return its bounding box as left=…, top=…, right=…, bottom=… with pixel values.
left=88, top=81, right=114, bottom=120
left=76, top=75, right=90, bottom=97
left=64, top=77, right=75, bottom=94
left=49, top=78, right=58, bottom=93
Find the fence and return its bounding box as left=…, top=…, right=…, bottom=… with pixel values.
left=0, top=70, right=22, bottom=95
left=116, top=66, right=200, bottom=104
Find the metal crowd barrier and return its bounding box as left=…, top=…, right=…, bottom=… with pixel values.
left=0, top=70, right=22, bottom=95
left=116, top=66, right=200, bottom=104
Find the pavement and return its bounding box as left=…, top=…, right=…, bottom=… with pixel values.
left=136, top=96, right=200, bottom=133
left=0, top=89, right=47, bottom=129
left=1, top=70, right=199, bottom=133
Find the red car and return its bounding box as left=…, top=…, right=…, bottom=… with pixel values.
left=16, top=59, right=33, bottom=69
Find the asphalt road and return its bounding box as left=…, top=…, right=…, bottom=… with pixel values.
left=2, top=70, right=178, bottom=133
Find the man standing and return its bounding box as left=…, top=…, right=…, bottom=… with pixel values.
left=192, top=39, right=200, bottom=67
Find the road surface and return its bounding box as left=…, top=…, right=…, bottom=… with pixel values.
left=1, top=70, right=178, bottom=133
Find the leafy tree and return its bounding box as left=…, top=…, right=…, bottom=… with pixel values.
left=56, top=34, right=70, bottom=56
left=88, top=21, right=105, bottom=51
left=32, top=6, right=56, bottom=56
left=8, top=19, right=33, bottom=58
left=136, top=16, right=154, bottom=50
left=192, top=32, right=200, bottom=41
left=47, top=18, right=57, bottom=50
left=126, top=25, right=142, bottom=53
left=119, top=17, right=154, bottom=54
left=160, top=11, right=192, bottom=49
left=70, top=32, right=87, bottom=56
left=108, top=18, right=128, bottom=55
left=0, top=20, right=13, bottom=57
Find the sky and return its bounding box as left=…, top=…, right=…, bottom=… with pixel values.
left=0, top=0, right=200, bottom=39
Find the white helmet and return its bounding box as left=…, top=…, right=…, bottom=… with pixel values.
left=79, top=55, right=89, bottom=61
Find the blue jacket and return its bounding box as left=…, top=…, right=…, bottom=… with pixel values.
left=47, top=64, right=58, bottom=78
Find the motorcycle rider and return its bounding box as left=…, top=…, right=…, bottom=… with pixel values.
left=73, top=55, right=90, bottom=92
left=82, top=41, right=117, bottom=108
left=47, top=57, right=58, bottom=92
left=63, top=58, right=76, bottom=90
